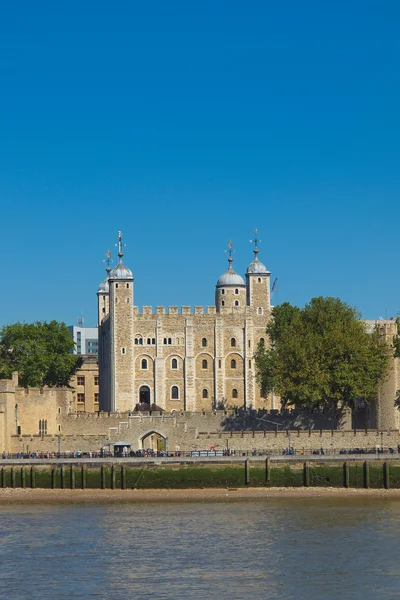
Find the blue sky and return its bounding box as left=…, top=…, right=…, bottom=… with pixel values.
left=1, top=0, right=399, bottom=327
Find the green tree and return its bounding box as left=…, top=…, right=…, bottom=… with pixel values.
left=255, top=297, right=390, bottom=411
left=0, top=321, right=81, bottom=387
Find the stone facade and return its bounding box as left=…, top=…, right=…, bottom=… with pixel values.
left=98, top=235, right=272, bottom=413
left=70, top=354, right=99, bottom=412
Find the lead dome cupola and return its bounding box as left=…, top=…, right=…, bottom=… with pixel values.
left=216, top=242, right=245, bottom=288
left=246, top=229, right=270, bottom=275
left=109, top=231, right=134, bottom=281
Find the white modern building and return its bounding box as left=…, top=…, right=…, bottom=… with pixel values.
left=68, top=325, right=98, bottom=355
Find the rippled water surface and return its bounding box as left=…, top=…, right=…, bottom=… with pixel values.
left=0, top=497, right=400, bottom=599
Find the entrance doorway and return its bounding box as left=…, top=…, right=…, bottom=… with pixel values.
left=141, top=432, right=167, bottom=452
left=139, top=385, right=151, bottom=405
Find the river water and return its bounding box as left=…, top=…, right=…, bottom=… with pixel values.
left=0, top=497, right=399, bottom=599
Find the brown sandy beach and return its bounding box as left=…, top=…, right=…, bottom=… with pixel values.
left=1, top=487, right=400, bottom=504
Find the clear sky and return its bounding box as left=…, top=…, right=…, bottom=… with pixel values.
left=1, top=0, right=399, bottom=327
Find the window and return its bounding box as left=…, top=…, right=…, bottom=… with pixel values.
left=121, top=347, right=126, bottom=355
left=39, top=419, right=47, bottom=435
left=152, top=338, right=156, bottom=345
left=231, top=338, right=236, bottom=347
left=168, top=338, right=172, bottom=345
left=248, top=360, right=251, bottom=368
left=260, top=337, right=265, bottom=345
left=171, top=386, right=179, bottom=399
left=171, top=358, right=178, bottom=369
left=126, top=283, right=130, bottom=288
left=202, top=359, right=208, bottom=369
left=218, top=359, right=221, bottom=368
left=202, top=389, right=208, bottom=398
left=231, top=359, right=236, bottom=369
left=94, top=376, right=99, bottom=385
left=258, top=307, right=263, bottom=315
left=202, top=338, right=207, bottom=347
left=235, top=288, right=239, bottom=295
left=258, top=278, right=261, bottom=283
left=94, top=393, right=99, bottom=403
left=221, top=289, right=225, bottom=295
left=77, top=393, right=85, bottom=403
left=147, top=338, right=151, bottom=345
left=139, top=338, right=143, bottom=345
left=232, top=389, right=238, bottom=399
left=164, top=338, right=167, bottom=344
left=141, top=359, right=148, bottom=369
left=115, top=283, right=119, bottom=288
left=248, top=340, right=251, bottom=348
left=58, top=425, right=61, bottom=432
left=77, top=376, right=85, bottom=386
left=234, top=300, right=239, bottom=306
left=126, top=297, right=130, bottom=303
left=115, top=298, right=119, bottom=304
left=221, top=301, right=225, bottom=306
left=135, top=339, right=138, bottom=345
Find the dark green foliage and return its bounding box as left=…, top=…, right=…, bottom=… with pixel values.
left=0, top=321, right=81, bottom=387
left=255, top=297, right=390, bottom=410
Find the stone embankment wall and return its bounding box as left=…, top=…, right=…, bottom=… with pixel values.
left=10, top=409, right=400, bottom=454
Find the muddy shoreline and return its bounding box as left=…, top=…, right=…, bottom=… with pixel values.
left=0, top=487, right=400, bottom=504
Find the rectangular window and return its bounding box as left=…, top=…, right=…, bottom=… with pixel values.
left=77, top=376, right=85, bottom=386
left=77, top=393, right=85, bottom=403
left=94, top=393, right=99, bottom=403
left=94, top=376, right=99, bottom=386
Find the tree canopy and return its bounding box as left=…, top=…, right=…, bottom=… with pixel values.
left=255, top=297, right=391, bottom=411
left=0, top=321, right=82, bottom=388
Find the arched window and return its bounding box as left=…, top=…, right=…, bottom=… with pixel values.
left=231, top=359, right=236, bottom=369
left=234, top=300, right=239, bottom=306
left=126, top=283, right=130, bottom=288
left=258, top=307, right=263, bottom=315
left=221, top=300, right=225, bottom=306
left=232, top=389, right=238, bottom=399
left=171, top=358, right=178, bottom=369
left=235, top=288, right=239, bottom=295
left=260, top=337, right=265, bottom=345
left=135, top=339, right=138, bottom=345
left=147, top=338, right=151, bottom=344
left=202, top=359, right=208, bottom=369
left=168, top=338, right=172, bottom=345
left=202, top=389, right=208, bottom=398
left=141, top=359, right=148, bottom=369
left=171, top=386, right=179, bottom=399
left=231, top=338, right=236, bottom=347
left=163, top=338, right=167, bottom=344
left=202, top=338, right=207, bottom=347
left=221, top=289, right=225, bottom=295
left=152, top=338, right=156, bottom=345
left=258, top=277, right=261, bottom=283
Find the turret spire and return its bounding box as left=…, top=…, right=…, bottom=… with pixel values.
left=250, top=228, right=262, bottom=258
left=225, top=240, right=235, bottom=267
left=116, top=231, right=125, bottom=261
left=103, top=249, right=113, bottom=275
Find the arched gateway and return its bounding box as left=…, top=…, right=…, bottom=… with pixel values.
left=141, top=431, right=167, bottom=452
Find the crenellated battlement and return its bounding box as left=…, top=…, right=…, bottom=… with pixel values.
left=133, top=305, right=218, bottom=316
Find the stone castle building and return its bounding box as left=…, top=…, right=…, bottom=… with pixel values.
left=98, top=232, right=273, bottom=413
